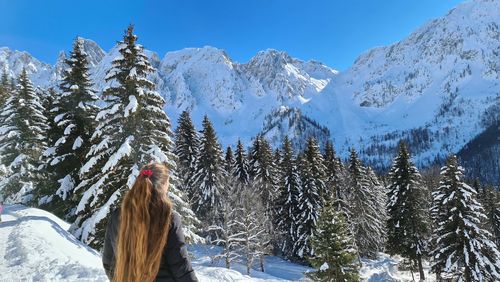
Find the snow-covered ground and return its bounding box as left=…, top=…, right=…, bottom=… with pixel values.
left=0, top=205, right=436, bottom=281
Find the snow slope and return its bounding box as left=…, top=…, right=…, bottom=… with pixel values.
left=0, top=205, right=438, bottom=282
left=0, top=205, right=107, bottom=281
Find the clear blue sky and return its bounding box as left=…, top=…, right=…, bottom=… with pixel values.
left=0, top=0, right=463, bottom=71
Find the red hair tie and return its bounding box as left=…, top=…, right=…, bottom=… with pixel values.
left=140, top=169, right=153, bottom=178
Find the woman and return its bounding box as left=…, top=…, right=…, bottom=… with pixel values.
left=102, top=163, right=198, bottom=282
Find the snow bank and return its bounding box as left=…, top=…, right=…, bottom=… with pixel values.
left=0, top=205, right=107, bottom=281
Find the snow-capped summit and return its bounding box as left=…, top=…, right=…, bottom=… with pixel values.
left=337, top=0, right=500, bottom=107
left=0, top=47, right=53, bottom=87
left=76, top=37, right=106, bottom=67
left=241, top=49, right=335, bottom=102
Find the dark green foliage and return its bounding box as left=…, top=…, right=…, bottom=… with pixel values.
left=308, top=200, right=360, bottom=282
left=174, top=110, right=200, bottom=196
left=294, top=137, right=325, bottom=259
left=233, top=140, right=250, bottom=185
left=347, top=149, right=386, bottom=259
left=386, top=142, right=429, bottom=279
left=274, top=136, right=302, bottom=258
left=249, top=135, right=278, bottom=211
left=191, top=115, right=225, bottom=222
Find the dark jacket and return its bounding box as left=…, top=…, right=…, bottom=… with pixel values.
left=102, top=209, right=198, bottom=282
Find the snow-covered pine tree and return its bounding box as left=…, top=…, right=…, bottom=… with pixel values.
left=249, top=135, right=278, bottom=214
left=274, top=136, right=303, bottom=259
left=386, top=142, right=429, bottom=280
left=0, top=69, right=47, bottom=204
left=481, top=185, right=500, bottom=247
left=248, top=135, right=278, bottom=249
left=174, top=110, right=199, bottom=197
left=37, top=38, right=99, bottom=217
left=233, top=139, right=250, bottom=185
left=308, top=200, right=360, bottom=282
left=191, top=115, right=225, bottom=224
left=36, top=88, right=64, bottom=207
left=224, top=146, right=235, bottom=175
left=430, top=155, right=500, bottom=281
left=70, top=25, right=198, bottom=249
left=0, top=68, right=10, bottom=107
left=294, top=137, right=325, bottom=259
left=365, top=166, right=387, bottom=242
left=346, top=148, right=385, bottom=259
left=323, top=140, right=342, bottom=201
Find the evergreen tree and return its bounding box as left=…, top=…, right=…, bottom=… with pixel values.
left=37, top=38, right=99, bottom=217
left=308, top=200, right=360, bottom=282
left=249, top=135, right=278, bottom=213
left=174, top=110, right=199, bottom=196
left=386, top=142, right=429, bottom=279
left=323, top=140, right=342, bottom=201
left=70, top=25, right=198, bottom=249
left=191, top=115, right=225, bottom=223
left=430, top=155, right=500, bottom=281
left=0, top=69, right=47, bottom=204
left=346, top=149, right=385, bottom=259
left=248, top=135, right=278, bottom=248
left=0, top=68, right=10, bottom=107
left=233, top=140, right=250, bottom=185
left=481, top=185, right=500, bottom=248
left=294, top=138, right=325, bottom=259
left=37, top=88, right=64, bottom=207
left=274, top=136, right=302, bottom=258
left=224, top=146, right=235, bottom=175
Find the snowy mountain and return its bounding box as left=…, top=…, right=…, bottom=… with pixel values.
left=0, top=0, right=498, bottom=183
left=0, top=205, right=438, bottom=281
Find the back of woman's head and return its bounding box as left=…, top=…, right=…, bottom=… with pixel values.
left=114, top=163, right=173, bottom=282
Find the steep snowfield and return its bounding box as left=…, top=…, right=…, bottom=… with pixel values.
left=0, top=205, right=435, bottom=282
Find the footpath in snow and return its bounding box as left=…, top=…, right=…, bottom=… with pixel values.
left=0, top=205, right=434, bottom=281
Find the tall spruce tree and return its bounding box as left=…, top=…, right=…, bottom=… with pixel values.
left=174, top=110, right=199, bottom=196
left=308, top=200, right=360, bottom=282
left=274, top=136, right=302, bottom=258
left=294, top=137, right=325, bottom=259
left=70, top=25, right=198, bottom=249
left=249, top=135, right=279, bottom=248
left=233, top=140, right=250, bottom=185
left=386, top=142, right=429, bottom=279
left=323, top=140, right=342, bottom=201
left=346, top=149, right=386, bottom=259
left=430, top=155, right=500, bottom=281
left=484, top=186, right=500, bottom=248
left=0, top=69, right=47, bottom=204
left=37, top=38, right=99, bottom=217
left=224, top=146, right=235, bottom=175
left=0, top=68, right=10, bottom=107
left=249, top=135, right=278, bottom=213
left=37, top=88, right=64, bottom=207
left=191, top=115, right=225, bottom=224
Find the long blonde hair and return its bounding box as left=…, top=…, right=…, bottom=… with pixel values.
left=114, top=163, right=173, bottom=282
